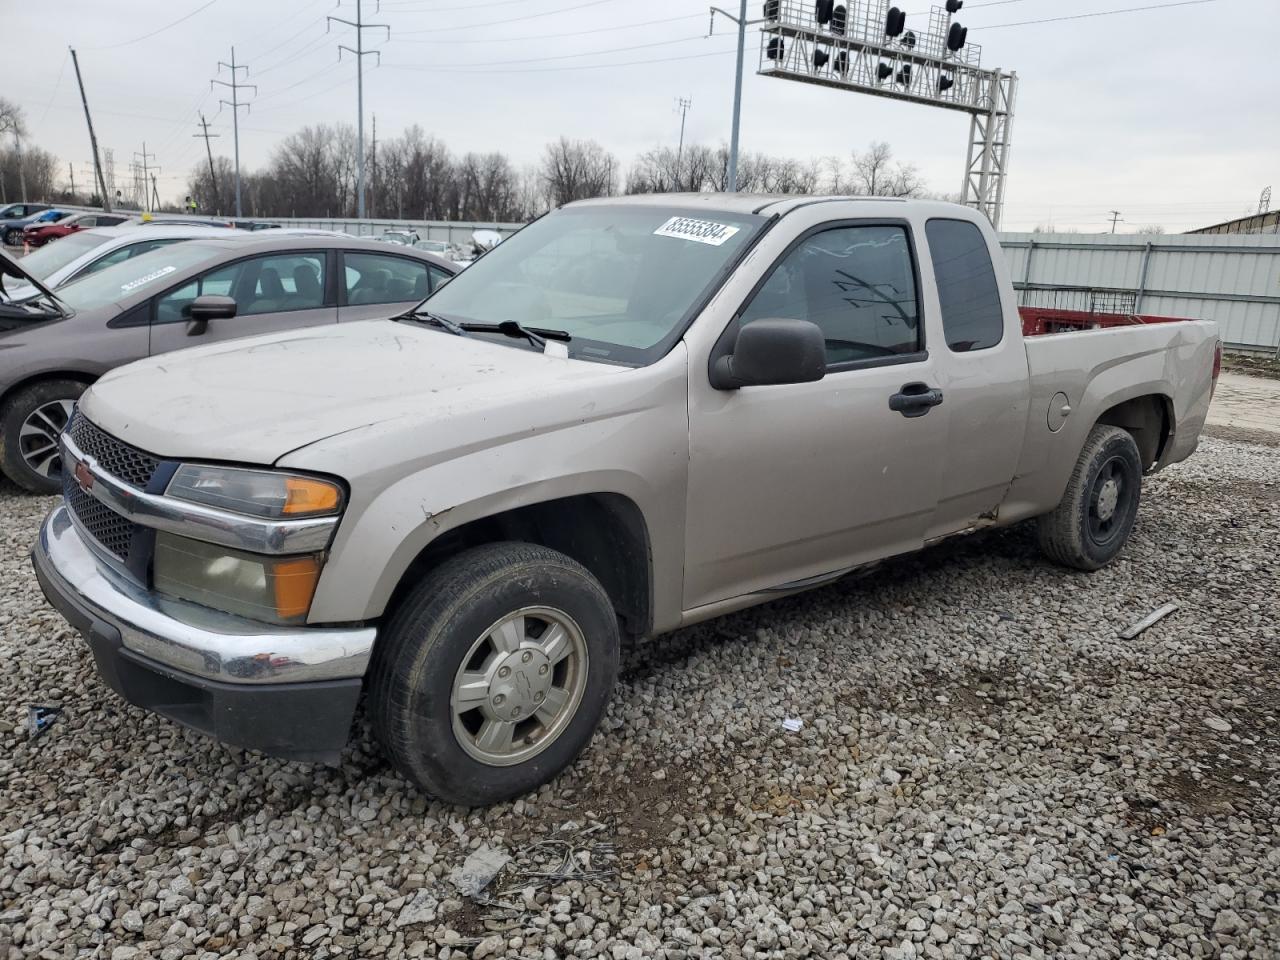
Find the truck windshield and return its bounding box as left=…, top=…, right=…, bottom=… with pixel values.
left=421, top=205, right=765, bottom=365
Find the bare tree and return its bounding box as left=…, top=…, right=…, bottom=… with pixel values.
left=540, top=137, right=616, bottom=208
left=0, top=98, right=28, bottom=202
left=848, top=141, right=923, bottom=197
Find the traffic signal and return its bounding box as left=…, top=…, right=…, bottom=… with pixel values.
left=767, top=37, right=785, bottom=59
left=764, top=0, right=780, bottom=18
left=885, top=6, right=906, bottom=37
left=901, top=30, right=917, bottom=49
left=939, top=74, right=955, bottom=91
left=815, top=0, right=834, bottom=24
left=947, top=22, right=968, bottom=51
left=835, top=50, right=849, bottom=74
left=814, top=47, right=830, bottom=68
left=946, top=0, right=963, bottom=12
left=877, top=63, right=893, bottom=80
left=896, top=65, right=912, bottom=85
left=831, top=4, right=847, bottom=35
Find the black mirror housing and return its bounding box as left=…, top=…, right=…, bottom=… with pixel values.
left=711, top=318, right=827, bottom=390
left=189, top=295, right=237, bottom=322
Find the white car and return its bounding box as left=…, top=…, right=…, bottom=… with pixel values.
left=8, top=225, right=343, bottom=299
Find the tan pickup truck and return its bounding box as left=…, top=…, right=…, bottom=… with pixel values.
left=32, top=195, right=1220, bottom=805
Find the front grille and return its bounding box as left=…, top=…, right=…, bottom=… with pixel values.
left=68, top=412, right=161, bottom=489
left=63, top=469, right=140, bottom=561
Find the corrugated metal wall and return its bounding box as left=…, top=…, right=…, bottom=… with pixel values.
left=999, top=232, right=1280, bottom=354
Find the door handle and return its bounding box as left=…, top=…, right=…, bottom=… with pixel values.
left=889, top=382, right=944, bottom=418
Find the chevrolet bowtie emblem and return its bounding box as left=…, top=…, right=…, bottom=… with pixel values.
left=73, top=459, right=94, bottom=493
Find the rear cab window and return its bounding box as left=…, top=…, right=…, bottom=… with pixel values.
left=925, top=219, right=1004, bottom=352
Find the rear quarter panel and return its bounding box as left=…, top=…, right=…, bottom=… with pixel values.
left=1001, top=320, right=1217, bottom=521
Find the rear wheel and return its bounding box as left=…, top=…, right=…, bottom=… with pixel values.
left=369, top=542, right=620, bottom=805
left=1038, top=424, right=1142, bottom=571
left=2, top=228, right=22, bottom=247
left=0, top=379, right=88, bottom=493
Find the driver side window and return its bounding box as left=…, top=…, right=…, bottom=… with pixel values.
left=740, top=224, right=921, bottom=366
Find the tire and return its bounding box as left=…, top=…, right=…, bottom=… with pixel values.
left=0, top=379, right=88, bottom=494
left=1037, top=424, right=1142, bottom=571
left=3, top=228, right=22, bottom=247
left=369, top=542, right=620, bottom=806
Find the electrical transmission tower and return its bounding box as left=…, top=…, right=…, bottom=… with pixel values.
left=212, top=48, right=255, bottom=218
left=328, top=0, right=389, bottom=219
left=194, top=113, right=222, bottom=213
left=1260, top=186, right=1272, bottom=215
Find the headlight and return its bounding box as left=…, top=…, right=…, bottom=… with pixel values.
left=166, top=464, right=343, bottom=519
left=154, top=533, right=323, bottom=625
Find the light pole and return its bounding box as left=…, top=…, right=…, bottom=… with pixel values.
left=710, top=2, right=760, bottom=192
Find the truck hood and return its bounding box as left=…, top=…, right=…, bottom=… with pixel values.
left=80, top=319, right=628, bottom=464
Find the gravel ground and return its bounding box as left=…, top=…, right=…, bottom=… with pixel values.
left=2, top=435, right=1277, bottom=960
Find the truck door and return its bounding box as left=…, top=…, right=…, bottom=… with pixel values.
left=683, top=220, right=946, bottom=611
left=919, top=217, right=1031, bottom=539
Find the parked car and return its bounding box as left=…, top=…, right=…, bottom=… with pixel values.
left=2, top=209, right=71, bottom=246
left=28, top=195, right=1221, bottom=804
left=380, top=229, right=419, bottom=245
left=0, top=202, right=51, bottom=222
left=0, top=234, right=456, bottom=491
left=21, top=212, right=132, bottom=248
left=4, top=225, right=347, bottom=299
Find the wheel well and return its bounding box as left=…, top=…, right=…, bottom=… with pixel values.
left=385, top=493, right=653, bottom=640
left=1096, top=394, right=1171, bottom=470
left=0, top=371, right=96, bottom=413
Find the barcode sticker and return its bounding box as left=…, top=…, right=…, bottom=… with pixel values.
left=653, top=216, right=741, bottom=246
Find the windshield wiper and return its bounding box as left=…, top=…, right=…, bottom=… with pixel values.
left=403, top=308, right=467, bottom=337
left=459, top=320, right=571, bottom=350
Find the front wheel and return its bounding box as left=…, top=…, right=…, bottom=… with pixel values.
left=369, top=542, right=620, bottom=805
left=1038, top=424, right=1142, bottom=571
left=0, top=379, right=88, bottom=493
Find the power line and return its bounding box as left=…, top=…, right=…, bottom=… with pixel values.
left=394, top=33, right=713, bottom=69
left=86, top=0, right=221, bottom=50
left=975, top=0, right=1216, bottom=31
left=396, top=0, right=627, bottom=35
left=383, top=44, right=742, bottom=75
left=390, top=12, right=703, bottom=44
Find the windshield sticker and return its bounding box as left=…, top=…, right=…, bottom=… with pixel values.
left=653, top=216, right=740, bottom=247
left=120, top=265, right=177, bottom=292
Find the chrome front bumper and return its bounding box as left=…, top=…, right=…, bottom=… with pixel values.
left=35, top=505, right=376, bottom=685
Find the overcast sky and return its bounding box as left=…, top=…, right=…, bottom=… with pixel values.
left=6, top=0, right=1276, bottom=231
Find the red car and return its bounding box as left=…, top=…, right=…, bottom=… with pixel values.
left=22, top=212, right=130, bottom=247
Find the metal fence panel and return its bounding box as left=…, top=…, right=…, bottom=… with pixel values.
left=998, top=232, right=1280, bottom=354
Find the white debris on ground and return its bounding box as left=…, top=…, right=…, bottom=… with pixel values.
left=1, top=433, right=1277, bottom=959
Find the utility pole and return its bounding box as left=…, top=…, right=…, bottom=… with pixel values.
left=134, top=143, right=156, bottom=212
left=12, top=130, right=26, bottom=203
left=709, top=2, right=758, bottom=192
left=1107, top=210, right=1123, bottom=234
left=329, top=1, right=390, bottom=219
left=150, top=173, right=161, bottom=213
left=212, top=47, right=255, bottom=218
left=69, top=47, right=111, bottom=212
left=194, top=113, right=222, bottom=213
left=675, top=96, right=692, bottom=189
left=370, top=112, right=377, bottom=218
left=68, top=163, right=76, bottom=202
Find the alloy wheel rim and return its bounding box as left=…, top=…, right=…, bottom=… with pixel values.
left=449, top=606, right=589, bottom=767
left=19, top=399, right=74, bottom=480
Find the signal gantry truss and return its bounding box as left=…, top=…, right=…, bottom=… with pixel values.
left=757, top=0, right=1017, bottom=228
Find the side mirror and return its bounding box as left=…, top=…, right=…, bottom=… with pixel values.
left=710, top=318, right=827, bottom=390
left=189, top=295, right=237, bottom=322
